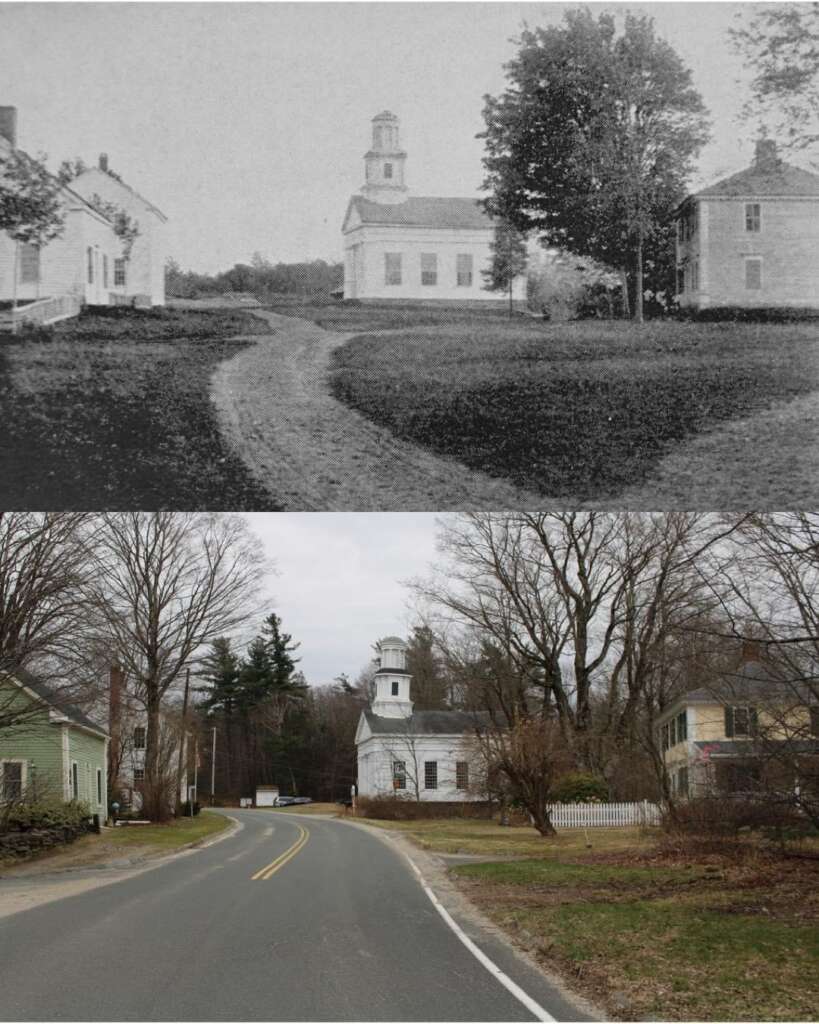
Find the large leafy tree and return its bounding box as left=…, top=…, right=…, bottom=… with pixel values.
left=731, top=3, right=819, bottom=154
left=0, top=149, right=64, bottom=308
left=480, top=10, right=710, bottom=320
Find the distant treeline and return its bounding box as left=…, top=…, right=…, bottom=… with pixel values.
left=165, top=254, right=344, bottom=301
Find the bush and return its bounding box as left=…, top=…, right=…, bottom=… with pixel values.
left=550, top=771, right=609, bottom=803
left=2, top=798, right=92, bottom=834
left=690, top=306, right=819, bottom=323
left=661, top=796, right=806, bottom=853
left=356, top=796, right=495, bottom=821
left=179, top=801, right=201, bottom=817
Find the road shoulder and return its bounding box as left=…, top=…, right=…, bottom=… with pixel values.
left=340, top=816, right=606, bottom=1022
left=0, top=813, right=241, bottom=920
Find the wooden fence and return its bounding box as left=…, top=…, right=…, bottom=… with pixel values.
left=546, top=800, right=662, bottom=828
left=0, top=294, right=82, bottom=331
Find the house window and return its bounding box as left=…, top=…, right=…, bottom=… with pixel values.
left=691, top=260, right=699, bottom=292
left=725, top=705, right=758, bottom=738
left=745, top=203, right=761, bottom=232
left=1, top=761, right=24, bottom=801
left=456, top=254, right=473, bottom=287
left=677, top=710, right=687, bottom=743
left=719, top=760, right=761, bottom=793
left=96, top=768, right=103, bottom=805
left=391, top=680, right=399, bottom=696
left=133, top=767, right=145, bottom=783
left=103, top=254, right=109, bottom=289
left=393, top=761, right=406, bottom=790
left=71, top=761, right=79, bottom=800
left=676, top=766, right=689, bottom=798
left=679, top=204, right=698, bottom=242
left=384, top=253, right=402, bottom=286
left=424, top=761, right=438, bottom=790
left=114, top=258, right=126, bottom=287
left=745, top=258, right=762, bottom=290
left=133, top=726, right=146, bottom=749
left=456, top=761, right=469, bottom=790
left=421, top=253, right=437, bottom=286
left=19, top=243, right=40, bottom=284
left=384, top=163, right=393, bottom=180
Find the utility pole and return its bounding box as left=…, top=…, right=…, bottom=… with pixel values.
left=210, top=725, right=217, bottom=806
left=192, top=735, right=198, bottom=818
left=176, top=668, right=190, bottom=815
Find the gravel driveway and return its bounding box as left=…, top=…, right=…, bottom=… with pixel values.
left=210, top=311, right=546, bottom=511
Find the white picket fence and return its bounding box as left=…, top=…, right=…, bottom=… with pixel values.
left=545, top=800, right=662, bottom=829
left=0, top=293, right=82, bottom=332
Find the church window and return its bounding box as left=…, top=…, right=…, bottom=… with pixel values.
left=114, top=258, right=126, bottom=287
left=456, top=761, right=469, bottom=790
left=424, top=761, right=438, bottom=789
left=745, top=203, right=761, bottom=232
left=391, top=680, right=399, bottom=696
left=421, top=253, right=437, bottom=286
left=384, top=163, right=393, bottom=180
left=19, top=243, right=40, bottom=284
left=87, top=247, right=94, bottom=284
left=385, top=253, right=402, bottom=286
left=745, top=257, right=762, bottom=290
left=456, top=254, right=473, bottom=287
left=393, top=762, right=406, bottom=790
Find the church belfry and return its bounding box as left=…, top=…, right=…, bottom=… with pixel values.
left=370, top=636, right=413, bottom=718
left=362, top=111, right=408, bottom=205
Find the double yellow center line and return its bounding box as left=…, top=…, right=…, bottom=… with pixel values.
left=251, top=824, right=309, bottom=880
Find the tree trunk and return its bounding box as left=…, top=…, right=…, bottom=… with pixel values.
left=620, top=267, right=630, bottom=319
left=144, top=690, right=164, bottom=821
left=175, top=669, right=190, bottom=814
left=635, top=229, right=644, bottom=324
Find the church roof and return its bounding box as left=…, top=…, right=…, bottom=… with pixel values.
left=348, top=195, right=493, bottom=230
left=363, top=709, right=492, bottom=735
left=694, top=160, right=819, bottom=199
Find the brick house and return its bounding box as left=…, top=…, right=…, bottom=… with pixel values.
left=676, top=139, right=819, bottom=311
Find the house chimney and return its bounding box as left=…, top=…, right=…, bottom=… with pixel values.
left=754, top=138, right=779, bottom=173
left=99, top=152, right=109, bottom=173
left=0, top=106, right=17, bottom=148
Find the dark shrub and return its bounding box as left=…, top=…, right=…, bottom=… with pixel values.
left=2, top=798, right=92, bottom=834
left=692, top=306, right=819, bottom=323
left=179, top=801, right=201, bottom=817
left=356, top=796, right=495, bottom=821
left=550, top=771, right=609, bottom=803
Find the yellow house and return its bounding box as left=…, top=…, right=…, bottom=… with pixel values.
left=657, top=658, right=819, bottom=798
left=675, top=139, right=819, bottom=311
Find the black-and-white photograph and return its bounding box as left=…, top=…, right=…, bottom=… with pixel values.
left=2, top=1, right=817, bottom=510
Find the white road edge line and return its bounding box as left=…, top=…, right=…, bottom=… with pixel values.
left=399, top=848, right=555, bottom=1023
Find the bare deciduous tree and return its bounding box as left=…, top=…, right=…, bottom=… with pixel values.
left=91, top=512, right=269, bottom=820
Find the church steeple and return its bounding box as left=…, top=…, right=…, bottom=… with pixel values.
left=361, top=111, right=408, bottom=205
left=370, top=636, right=413, bottom=718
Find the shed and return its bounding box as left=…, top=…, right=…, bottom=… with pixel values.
left=255, top=784, right=279, bottom=807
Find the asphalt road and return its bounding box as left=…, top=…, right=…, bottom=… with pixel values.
left=0, top=810, right=590, bottom=1022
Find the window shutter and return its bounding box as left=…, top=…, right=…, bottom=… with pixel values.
left=724, top=706, right=734, bottom=738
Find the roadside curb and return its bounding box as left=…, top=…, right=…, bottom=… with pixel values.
left=338, top=817, right=606, bottom=1022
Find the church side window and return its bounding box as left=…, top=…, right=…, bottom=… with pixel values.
left=385, top=253, right=402, bottom=286
left=19, top=243, right=40, bottom=284
left=384, top=163, right=393, bottom=180
left=393, top=762, right=406, bottom=790
left=424, top=761, right=438, bottom=789
left=391, top=680, right=399, bottom=696
left=456, top=761, right=469, bottom=790
left=421, top=253, right=437, bottom=286
left=114, top=258, right=126, bottom=287
left=456, top=254, right=473, bottom=287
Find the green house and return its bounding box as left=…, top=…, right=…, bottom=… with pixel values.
left=0, top=669, right=108, bottom=817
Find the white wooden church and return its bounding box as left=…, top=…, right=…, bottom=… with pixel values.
left=354, top=636, right=487, bottom=802
left=341, top=111, right=527, bottom=305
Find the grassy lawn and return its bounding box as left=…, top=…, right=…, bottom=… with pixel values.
left=375, top=817, right=819, bottom=1021
left=0, top=307, right=279, bottom=509
left=106, top=809, right=230, bottom=850
left=327, top=313, right=819, bottom=502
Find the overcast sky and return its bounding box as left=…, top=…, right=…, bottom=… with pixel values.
left=1, top=2, right=773, bottom=273
left=245, top=513, right=443, bottom=685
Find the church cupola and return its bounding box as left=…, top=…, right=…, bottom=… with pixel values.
left=370, top=635, right=413, bottom=718
left=361, top=111, right=408, bottom=205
